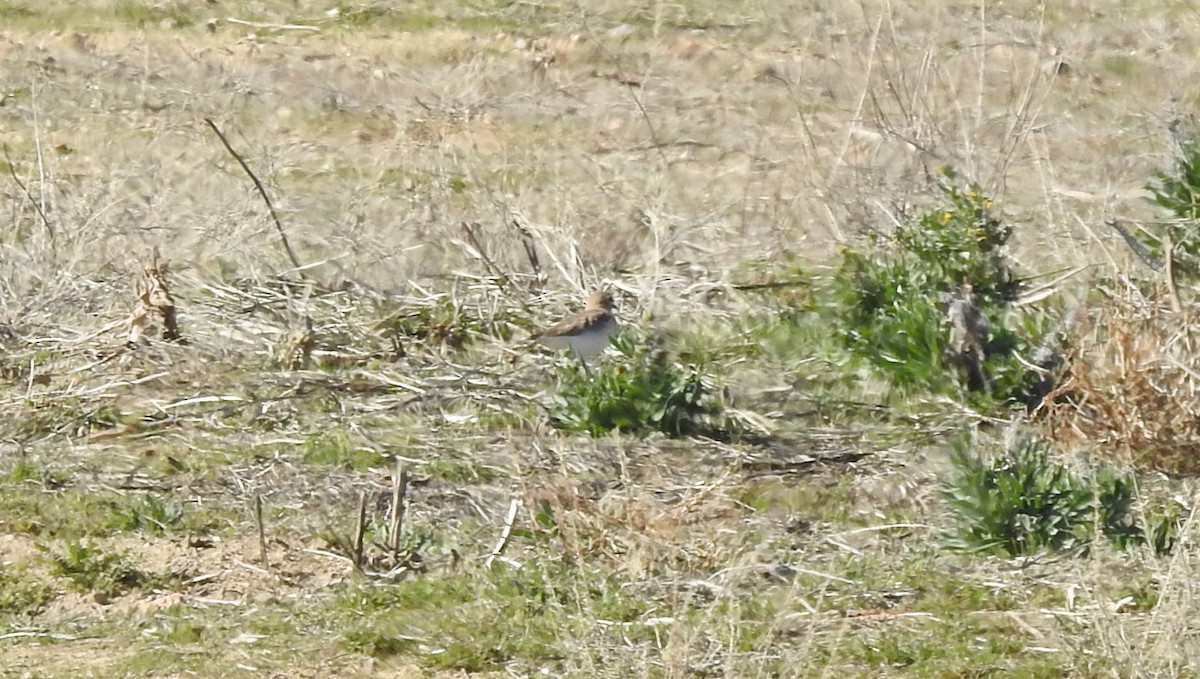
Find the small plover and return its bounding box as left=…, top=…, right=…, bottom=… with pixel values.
left=530, top=291, right=618, bottom=370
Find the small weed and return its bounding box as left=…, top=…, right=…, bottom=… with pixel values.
left=112, top=494, right=186, bottom=536
left=548, top=331, right=726, bottom=438
left=424, top=459, right=500, bottom=484
left=301, top=431, right=384, bottom=471
left=46, top=542, right=154, bottom=598
left=6, top=459, right=41, bottom=483
left=335, top=6, right=439, bottom=31
left=111, top=0, right=197, bottom=28
left=0, top=562, right=54, bottom=617
left=146, top=607, right=207, bottom=645
left=943, top=435, right=1161, bottom=556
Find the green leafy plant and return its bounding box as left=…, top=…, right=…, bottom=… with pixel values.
left=831, top=169, right=1056, bottom=407
left=112, top=494, right=185, bottom=536
left=46, top=542, right=152, bottom=597
left=547, top=331, right=723, bottom=438
left=1144, top=125, right=1200, bottom=270
left=944, top=436, right=1165, bottom=556
left=0, top=563, right=53, bottom=616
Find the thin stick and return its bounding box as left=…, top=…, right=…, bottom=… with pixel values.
left=2, top=144, right=54, bottom=240
left=458, top=221, right=509, bottom=286
left=203, top=118, right=306, bottom=277
left=352, top=492, right=368, bottom=574
left=511, top=219, right=542, bottom=282
left=484, top=498, right=522, bottom=569
left=388, top=461, right=410, bottom=568
left=254, top=493, right=268, bottom=568
left=1165, top=231, right=1183, bottom=314
left=225, top=16, right=320, bottom=31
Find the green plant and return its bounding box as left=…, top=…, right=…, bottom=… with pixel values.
left=46, top=542, right=153, bottom=597
left=547, top=331, right=722, bottom=437
left=831, top=169, right=1055, bottom=408
left=112, top=494, right=185, bottom=536
left=302, top=431, right=384, bottom=471
left=1143, top=124, right=1200, bottom=272
left=1146, top=500, right=1185, bottom=556
left=943, top=436, right=1151, bottom=556
left=0, top=563, right=54, bottom=616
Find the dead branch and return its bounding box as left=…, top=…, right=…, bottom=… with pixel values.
left=255, top=493, right=268, bottom=568
left=1, top=144, right=53, bottom=240
left=457, top=221, right=509, bottom=286
left=203, top=118, right=307, bottom=278
left=352, top=492, right=368, bottom=574
left=388, top=461, right=411, bottom=568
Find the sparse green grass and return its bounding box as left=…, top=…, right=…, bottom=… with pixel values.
left=301, top=431, right=385, bottom=471
left=0, top=487, right=228, bottom=539
left=424, top=459, right=501, bottom=484
left=336, top=560, right=651, bottom=672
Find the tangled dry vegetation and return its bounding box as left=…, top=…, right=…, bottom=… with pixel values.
left=1042, top=278, right=1200, bottom=475
left=4, top=1, right=1200, bottom=678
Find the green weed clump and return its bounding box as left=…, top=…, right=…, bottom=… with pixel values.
left=943, top=436, right=1180, bottom=557
left=1143, top=122, right=1200, bottom=271
left=0, top=563, right=54, bottom=617
left=831, top=169, right=1056, bottom=408
left=46, top=542, right=155, bottom=598
left=547, top=332, right=724, bottom=438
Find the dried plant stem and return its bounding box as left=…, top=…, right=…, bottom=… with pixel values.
left=388, top=461, right=410, bottom=568
left=458, top=221, right=509, bottom=286
left=254, top=493, right=268, bottom=568
left=484, top=498, right=522, bottom=568
left=203, top=118, right=306, bottom=278
left=2, top=143, right=54, bottom=241
left=352, top=492, right=368, bottom=574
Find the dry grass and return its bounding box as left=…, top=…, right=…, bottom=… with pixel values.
left=2, top=1, right=1200, bottom=677
left=1042, top=277, right=1200, bottom=475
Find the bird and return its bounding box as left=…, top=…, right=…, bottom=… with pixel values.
left=529, top=290, right=618, bottom=372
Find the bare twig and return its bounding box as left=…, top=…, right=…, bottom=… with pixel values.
left=203, top=118, right=307, bottom=278
left=352, top=492, right=368, bottom=574
left=511, top=219, right=543, bottom=285
left=255, top=493, right=268, bottom=568
left=484, top=498, right=522, bottom=568
left=225, top=17, right=320, bottom=31
left=388, top=461, right=411, bottom=568
left=1165, top=231, right=1184, bottom=315
left=457, top=221, right=509, bottom=286
left=731, top=280, right=810, bottom=292
left=2, top=143, right=54, bottom=240
left=1107, top=219, right=1161, bottom=271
